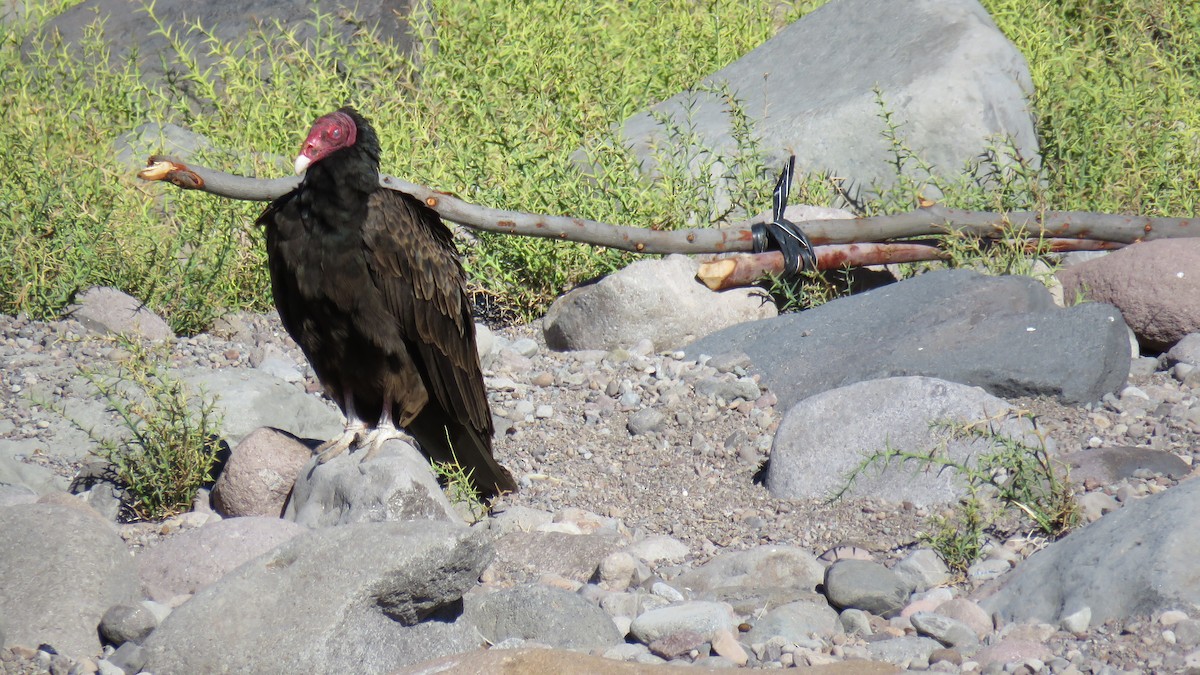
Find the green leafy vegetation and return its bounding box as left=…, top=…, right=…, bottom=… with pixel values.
left=40, top=339, right=224, bottom=520
left=837, top=413, right=1080, bottom=573
left=429, top=455, right=489, bottom=524
left=2, top=0, right=1198, bottom=329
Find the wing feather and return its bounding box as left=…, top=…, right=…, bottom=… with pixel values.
left=361, top=190, right=492, bottom=436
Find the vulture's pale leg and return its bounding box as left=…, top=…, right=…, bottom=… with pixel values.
left=317, top=392, right=368, bottom=463
left=360, top=402, right=412, bottom=463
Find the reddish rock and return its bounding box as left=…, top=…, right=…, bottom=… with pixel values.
left=934, top=598, right=994, bottom=637
left=1058, top=239, right=1200, bottom=350
left=212, top=427, right=312, bottom=518
left=648, top=630, right=707, bottom=659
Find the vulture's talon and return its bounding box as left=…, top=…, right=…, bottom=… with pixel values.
left=316, top=425, right=367, bottom=463
left=359, top=423, right=413, bottom=463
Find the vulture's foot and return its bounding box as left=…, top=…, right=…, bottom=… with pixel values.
left=359, top=422, right=413, bottom=463
left=316, top=423, right=368, bottom=464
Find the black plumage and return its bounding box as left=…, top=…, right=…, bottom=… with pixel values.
left=257, top=107, right=515, bottom=497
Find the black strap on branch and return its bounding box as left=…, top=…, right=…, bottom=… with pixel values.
left=751, top=155, right=816, bottom=277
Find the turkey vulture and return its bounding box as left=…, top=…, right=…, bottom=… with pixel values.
left=257, top=107, right=516, bottom=497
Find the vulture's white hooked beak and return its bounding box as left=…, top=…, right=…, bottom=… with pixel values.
left=294, top=154, right=312, bottom=176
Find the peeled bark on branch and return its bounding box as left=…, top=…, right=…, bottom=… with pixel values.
left=138, top=155, right=1196, bottom=288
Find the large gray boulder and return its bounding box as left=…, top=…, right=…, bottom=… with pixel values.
left=978, top=476, right=1200, bottom=628
left=768, top=376, right=1039, bottom=505
left=543, top=254, right=776, bottom=352
left=140, top=521, right=492, bottom=673
left=611, top=0, right=1037, bottom=209
left=0, top=504, right=140, bottom=658
left=685, top=269, right=1130, bottom=408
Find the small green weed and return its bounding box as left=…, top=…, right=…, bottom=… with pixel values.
left=920, top=489, right=990, bottom=575
left=430, top=455, right=488, bottom=524
left=838, top=412, right=1080, bottom=572
left=51, top=339, right=223, bottom=520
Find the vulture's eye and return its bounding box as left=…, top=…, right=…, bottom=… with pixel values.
left=330, top=127, right=342, bottom=140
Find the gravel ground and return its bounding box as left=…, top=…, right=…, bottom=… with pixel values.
left=2, top=310, right=1198, bottom=673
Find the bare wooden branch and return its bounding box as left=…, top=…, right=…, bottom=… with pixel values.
left=139, top=156, right=755, bottom=254
left=696, top=237, right=1128, bottom=291
left=138, top=155, right=1198, bottom=289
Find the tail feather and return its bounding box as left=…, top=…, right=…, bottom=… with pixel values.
left=409, top=411, right=516, bottom=498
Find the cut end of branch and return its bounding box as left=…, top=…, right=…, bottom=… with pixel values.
left=137, top=159, right=179, bottom=182
left=696, top=259, right=738, bottom=290
left=137, top=157, right=204, bottom=190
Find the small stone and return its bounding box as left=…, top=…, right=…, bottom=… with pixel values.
left=893, top=548, right=951, bottom=593
left=1060, top=606, right=1092, bottom=633
left=966, top=558, right=1010, bottom=582
left=629, top=601, right=736, bottom=644
left=99, top=603, right=158, bottom=646
left=824, top=559, right=909, bottom=616
left=929, top=647, right=963, bottom=666
left=710, top=629, right=748, bottom=666
left=911, top=611, right=979, bottom=649
left=647, top=630, right=707, bottom=659
left=598, top=552, right=637, bottom=591
left=839, top=608, right=873, bottom=636
left=1161, top=610, right=1189, bottom=625
left=627, top=408, right=667, bottom=435
left=650, top=581, right=685, bottom=603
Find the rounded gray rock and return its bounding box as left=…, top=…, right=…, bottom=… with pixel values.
left=910, top=611, right=979, bottom=650
left=629, top=601, right=737, bottom=644
left=99, top=603, right=158, bottom=646
left=823, top=559, right=909, bottom=616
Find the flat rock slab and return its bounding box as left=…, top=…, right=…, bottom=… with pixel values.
left=685, top=269, right=1130, bottom=408
left=1061, top=446, right=1193, bottom=485
left=977, top=475, right=1200, bottom=627
left=136, top=516, right=307, bottom=601
left=0, top=503, right=140, bottom=658
left=543, top=254, right=776, bottom=352
left=177, top=367, right=342, bottom=447
left=140, top=521, right=492, bottom=673
left=463, top=584, right=622, bottom=650
left=491, top=531, right=628, bottom=584
left=65, top=286, right=173, bottom=341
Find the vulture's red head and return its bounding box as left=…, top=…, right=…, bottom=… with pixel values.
left=294, top=109, right=360, bottom=175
